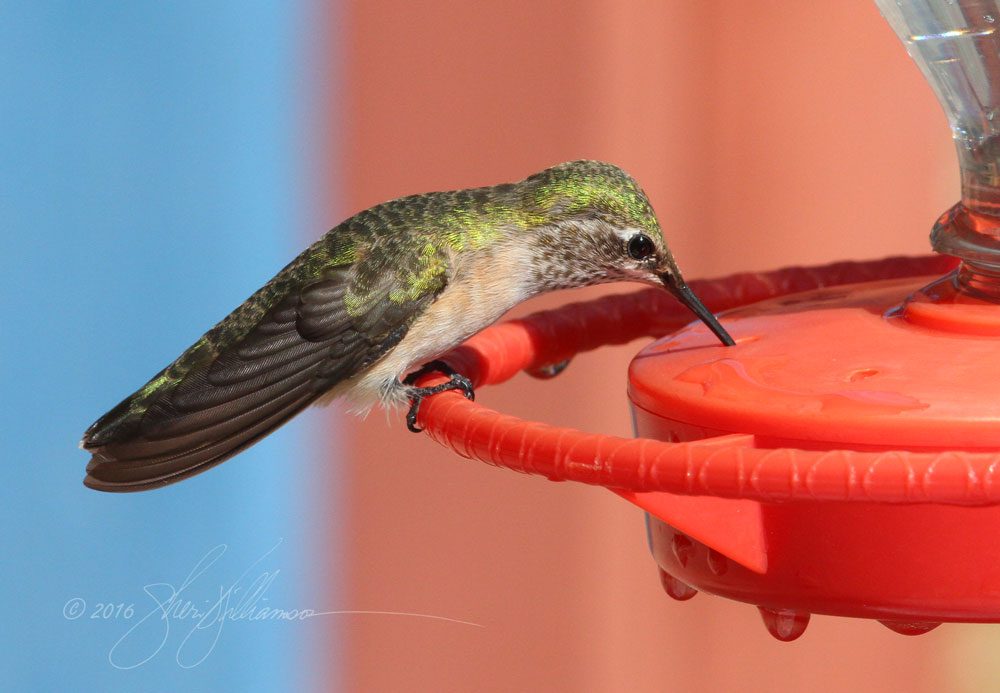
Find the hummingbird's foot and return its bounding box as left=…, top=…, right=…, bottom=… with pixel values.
left=403, top=359, right=461, bottom=386
left=403, top=361, right=475, bottom=433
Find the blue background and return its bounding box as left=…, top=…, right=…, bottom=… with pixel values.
left=1, top=2, right=336, bottom=689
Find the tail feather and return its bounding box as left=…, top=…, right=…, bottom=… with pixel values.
left=80, top=288, right=339, bottom=492
left=83, top=383, right=322, bottom=492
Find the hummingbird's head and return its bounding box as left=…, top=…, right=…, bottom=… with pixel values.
left=519, top=160, right=734, bottom=346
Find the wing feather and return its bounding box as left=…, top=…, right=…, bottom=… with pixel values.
left=82, top=226, right=448, bottom=492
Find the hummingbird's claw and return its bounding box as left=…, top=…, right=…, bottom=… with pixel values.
left=403, top=359, right=459, bottom=386
left=404, top=361, right=476, bottom=433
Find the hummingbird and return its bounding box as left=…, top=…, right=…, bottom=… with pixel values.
left=81, top=160, right=733, bottom=492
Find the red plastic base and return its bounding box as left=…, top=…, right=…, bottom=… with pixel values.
left=643, top=500, right=1000, bottom=620
left=629, top=272, right=1000, bottom=638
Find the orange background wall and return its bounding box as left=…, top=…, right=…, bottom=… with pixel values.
left=321, top=2, right=991, bottom=691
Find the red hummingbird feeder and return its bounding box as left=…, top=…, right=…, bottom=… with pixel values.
left=410, top=0, right=1000, bottom=640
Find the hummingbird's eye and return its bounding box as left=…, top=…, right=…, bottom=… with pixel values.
left=627, top=233, right=655, bottom=261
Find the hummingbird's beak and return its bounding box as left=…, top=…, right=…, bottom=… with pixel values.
left=659, top=273, right=735, bottom=346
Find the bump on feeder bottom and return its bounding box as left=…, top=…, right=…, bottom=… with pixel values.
left=658, top=568, right=697, bottom=602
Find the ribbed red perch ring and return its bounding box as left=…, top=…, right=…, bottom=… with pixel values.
left=407, top=254, right=1000, bottom=506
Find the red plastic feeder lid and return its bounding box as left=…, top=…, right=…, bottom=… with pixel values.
left=629, top=275, right=1000, bottom=449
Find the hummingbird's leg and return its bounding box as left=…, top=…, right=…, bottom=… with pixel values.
left=403, top=360, right=475, bottom=433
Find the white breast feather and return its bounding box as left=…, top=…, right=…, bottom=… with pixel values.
left=336, top=240, right=534, bottom=412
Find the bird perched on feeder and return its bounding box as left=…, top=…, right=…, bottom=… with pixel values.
left=81, top=160, right=733, bottom=492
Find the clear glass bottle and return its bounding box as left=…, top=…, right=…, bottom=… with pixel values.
left=876, top=0, right=1000, bottom=297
